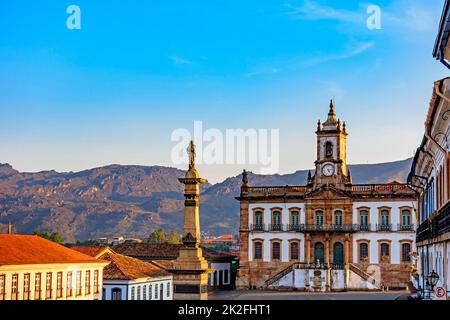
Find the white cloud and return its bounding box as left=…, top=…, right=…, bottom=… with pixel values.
left=243, top=67, right=280, bottom=78
left=169, top=55, right=192, bottom=65
left=286, top=0, right=439, bottom=33
left=285, top=0, right=364, bottom=23
left=301, top=41, right=374, bottom=66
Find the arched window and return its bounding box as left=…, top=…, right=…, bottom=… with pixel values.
left=290, top=242, right=299, bottom=260
left=401, top=210, right=412, bottom=231
left=149, top=285, right=152, bottom=300
left=111, top=288, right=122, bottom=301
left=380, top=209, right=390, bottom=231
left=155, top=284, right=158, bottom=299
left=254, top=241, right=263, bottom=260
left=316, top=211, right=324, bottom=226
left=272, top=241, right=281, bottom=260
left=401, top=243, right=411, bottom=262
left=291, top=210, right=300, bottom=227
left=325, top=142, right=333, bottom=158
left=380, top=243, right=390, bottom=263
left=360, top=210, right=369, bottom=230
left=359, top=243, right=369, bottom=262
left=272, top=211, right=281, bottom=230
left=137, top=286, right=141, bottom=300
left=255, top=211, right=263, bottom=226
left=130, top=287, right=135, bottom=300
left=143, top=285, right=147, bottom=300
left=334, top=210, right=343, bottom=226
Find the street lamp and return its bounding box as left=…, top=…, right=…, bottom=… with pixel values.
left=426, top=270, right=440, bottom=292
left=426, top=270, right=439, bottom=295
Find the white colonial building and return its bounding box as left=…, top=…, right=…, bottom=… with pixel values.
left=0, top=234, right=108, bottom=300
left=237, top=102, right=418, bottom=291
left=407, top=0, right=450, bottom=300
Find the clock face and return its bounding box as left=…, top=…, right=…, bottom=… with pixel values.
left=322, top=163, right=335, bottom=176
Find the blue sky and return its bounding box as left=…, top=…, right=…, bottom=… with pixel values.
left=0, top=0, right=448, bottom=183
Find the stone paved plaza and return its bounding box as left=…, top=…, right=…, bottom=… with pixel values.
left=209, top=290, right=410, bottom=300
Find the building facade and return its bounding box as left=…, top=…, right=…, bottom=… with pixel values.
left=407, top=0, right=450, bottom=300
left=0, top=235, right=108, bottom=300
left=237, top=103, right=418, bottom=291
left=71, top=245, right=173, bottom=301
left=409, top=78, right=450, bottom=298
left=112, top=243, right=237, bottom=290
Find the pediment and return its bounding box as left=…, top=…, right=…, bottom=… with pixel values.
left=305, top=184, right=352, bottom=200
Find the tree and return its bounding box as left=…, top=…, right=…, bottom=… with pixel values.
left=167, top=230, right=181, bottom=244
left=33, top=230, right=63, bottom=244
left=148, top=229, right=166, bottom=244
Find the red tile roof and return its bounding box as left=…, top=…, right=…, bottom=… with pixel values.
left=70, top=245, right=111, bottom=259
left=99, top=251, right=171, bottom=280
left=112, top=243, right=236, bottom=262
left=0, top=235, right=104, bottom=265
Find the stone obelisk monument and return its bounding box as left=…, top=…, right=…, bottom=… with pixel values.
left=170, top=141, right=210, bottom=300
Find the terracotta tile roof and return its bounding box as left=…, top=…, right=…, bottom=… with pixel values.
left=0, top=235, right=105, bottom=265
left=149, top=260, right=174, bottom=270
left=70, top=245, right=111, bottom=259
left=112, top=243, right=236, bottom=262
left=99, top=251, right=171, bottom=280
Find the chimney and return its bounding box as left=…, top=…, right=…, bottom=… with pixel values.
left=7, top=221, right=12, bottom=235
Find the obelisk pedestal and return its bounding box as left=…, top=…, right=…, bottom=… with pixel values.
left=169, top=141, right=211, bottom=300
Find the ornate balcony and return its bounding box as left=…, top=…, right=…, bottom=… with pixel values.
left=357, top=224, right=371, bottom=232
left=417, top=201, right=450, bottom=242
left=397, top=224, right=415, bottom=232
left=376, top=224, right=392, bottom=232
left=288, top=224, right=304, bottom=232
left=269, top=224, right=283, bottom=232
left=250, top=224, right=266, bottom=232
left=304, top=224, right=357, bottom=232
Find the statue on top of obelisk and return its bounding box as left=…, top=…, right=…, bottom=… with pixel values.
left=187, top=140, right=196, bottom=170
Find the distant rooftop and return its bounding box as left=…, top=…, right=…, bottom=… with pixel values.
left=112, top=243, right=236, bottom=262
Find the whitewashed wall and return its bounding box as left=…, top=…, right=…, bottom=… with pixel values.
left=249, top=203, right=306, bottom=226
left=352, top=232, right=416, bottom=264
left=248, top=233, right=305, bottom=262
left=352, top=201, right=417, bottom=229
left=104, top=277, right=173, bottom=300
left=209, top=262, right=231, bottom=286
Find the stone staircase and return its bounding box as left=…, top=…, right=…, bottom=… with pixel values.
left=265, top=263, right=306, bottom=288
left=348, top=263, right=382, bottom=289
left=264, top=262, right=382, bottom=290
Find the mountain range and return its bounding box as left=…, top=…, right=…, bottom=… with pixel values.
left=0, top=158, right=413, bottom=242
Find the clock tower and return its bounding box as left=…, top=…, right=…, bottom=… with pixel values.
left=310, top=100, right=351, bottom=189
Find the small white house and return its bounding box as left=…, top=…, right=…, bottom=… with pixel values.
left=71, top=246, right=173, bottom=300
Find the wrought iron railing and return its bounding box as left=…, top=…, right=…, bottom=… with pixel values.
left=250, top=224, right=266, bottom=232
left=376, top=224, right=392, bottom=232
left=304, top=224, right=358, bottom=232
left=357, top=224, right=371, bottom=232
left=417, top=202, right=450, bottom=242
left=397, top=224, right=415, bottom=232
left=288, top=224, right=303, bottom=232
left=269, top=224, right=283, bottom=232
